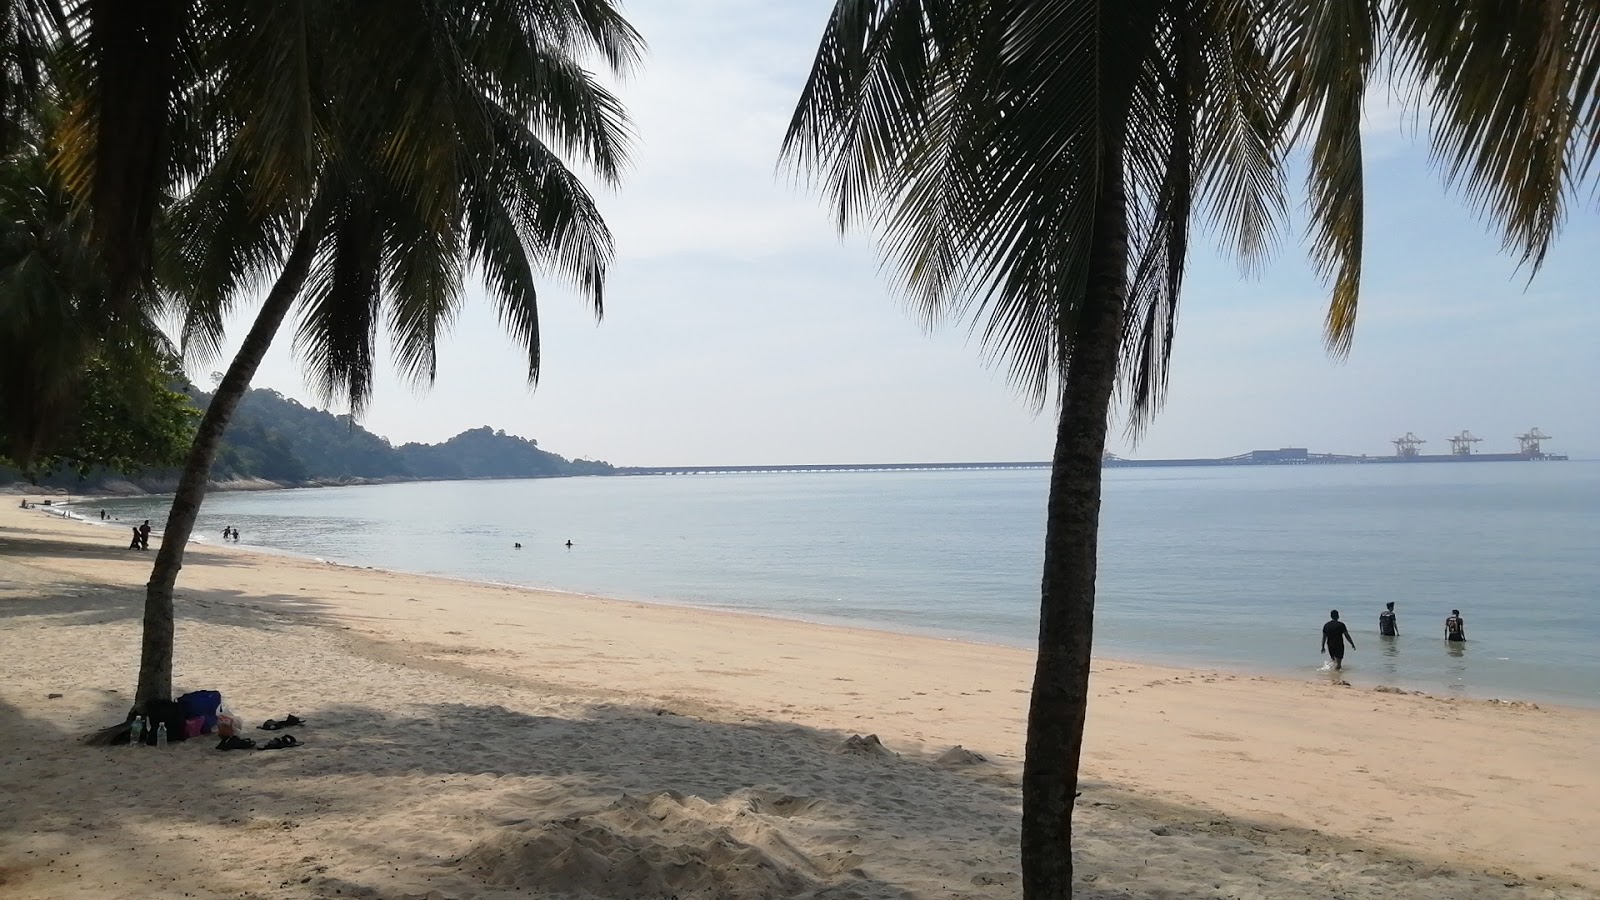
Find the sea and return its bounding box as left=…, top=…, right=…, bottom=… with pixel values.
left=76, top=461, right=1600, bottom=708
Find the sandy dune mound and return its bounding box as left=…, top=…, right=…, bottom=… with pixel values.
left=934, top=745, right=988, bottom=766
left=836, top=733, right=894, bottom=757
left=457, top=790, right=874, bottom=900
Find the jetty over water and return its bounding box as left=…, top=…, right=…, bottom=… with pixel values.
left=620, top=437, right=1567, bottom=476
left=616, top=461, right=1051, bottom=476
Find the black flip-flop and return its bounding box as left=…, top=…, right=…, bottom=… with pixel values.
left=216, top=736, right=257, bottom=751
left=260, top=734, right=301, bottom=750
left=259, top=715, right=306, bottom=731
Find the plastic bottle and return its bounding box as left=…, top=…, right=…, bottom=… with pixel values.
left=155, top=722, right=167, bottom=748
left=129, top=716, right=145, bottom=748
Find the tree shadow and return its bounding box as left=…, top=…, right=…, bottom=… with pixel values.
left=0, top=694, right=984, bottom=899
left=0, top=687, right=1575, bottom=900
left=0, top=568, right=343, bottom=636
left=0, top=531, right=252, bottom=569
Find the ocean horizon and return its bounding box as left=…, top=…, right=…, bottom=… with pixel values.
left=73, top=460, right=1600, bottom=708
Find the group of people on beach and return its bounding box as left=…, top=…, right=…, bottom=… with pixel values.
left=1320, top=603, right=1468, bottom=671
left=221, top=526, right=240, bottom=542
left=127, top=520, right=152, bottom=551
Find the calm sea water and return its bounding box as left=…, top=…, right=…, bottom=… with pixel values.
left=83, top=462, right=1600, bottom=707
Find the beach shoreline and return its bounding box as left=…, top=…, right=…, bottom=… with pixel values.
left=3, top=500, right=1599, bottom=898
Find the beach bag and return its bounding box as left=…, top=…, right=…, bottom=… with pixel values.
left=177, top=690, right=222, bottom=732
left=142, top=700, right=189, bottom=744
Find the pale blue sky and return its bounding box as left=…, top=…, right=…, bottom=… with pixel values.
left=213, top=0, right=1599, bottom=466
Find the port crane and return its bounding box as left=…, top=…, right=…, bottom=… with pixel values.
left=1447, top=430, right=1483, bottom=456
left=1392, top=432, right=1426, bottom=458
left=1515, top=428, right=1553, bottom=456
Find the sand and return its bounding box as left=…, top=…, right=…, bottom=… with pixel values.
left=2, top=499, right=1597, bottom=899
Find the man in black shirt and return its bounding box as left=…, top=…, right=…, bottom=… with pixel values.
left=1445, top=609, right=1466, bottom=642
left=1379, top=602, right=1399, bottom=637
left=1321, top=610, right=1354, bottom=671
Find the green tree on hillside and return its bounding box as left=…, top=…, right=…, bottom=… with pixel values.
left=2, top=356, right=198, bottom=480
left=784, top=1, right=1599, bottom=897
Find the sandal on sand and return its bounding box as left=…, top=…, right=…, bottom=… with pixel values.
left=260, top=735, right=301, bottom=750
left=259, top=715, right=306, bottom=731
left=216, top=736, right=257, bottom=751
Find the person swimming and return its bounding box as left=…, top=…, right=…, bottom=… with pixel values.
left=1445, top=609, right=1466, bottom=642
left=565, top=539, right=573, bottom=549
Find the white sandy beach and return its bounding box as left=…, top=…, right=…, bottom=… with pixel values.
left=2, top=500, right=1598, bottom=899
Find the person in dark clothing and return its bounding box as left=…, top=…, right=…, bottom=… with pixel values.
left=128, top=526, right=142, bottom=550
left=1321, top=609, right=1354, bottom=670
left=1379, top=601, right=1399, bottom=637
left=1445, top=609, right=1466, bottom=642
left=137, top=520, right=152, bottom=551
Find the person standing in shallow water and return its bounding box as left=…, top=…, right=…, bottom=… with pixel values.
left=1445, top=609, right=1467, bottom=642
left=1321, top=610, right=1354, bottom=671
left=1379, top=601, right=1399, bottom=637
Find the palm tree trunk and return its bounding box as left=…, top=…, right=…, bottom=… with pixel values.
left=1020, top=142, right=1129, bottom=899
left=131, top=216, right=321, bottom=714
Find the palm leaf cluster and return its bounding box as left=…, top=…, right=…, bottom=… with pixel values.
left=1279, top=0, right=1599, bottom=351
left=782, top=0, right=1287, bottom=430
left=788, top=0, right=1600, bottom=421
left=50, top=0, right=642, bottom=412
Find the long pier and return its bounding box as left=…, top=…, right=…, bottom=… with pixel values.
left=616, top=461, right=1051, bottom=476
left=617, top=447, right=1567, bottom=476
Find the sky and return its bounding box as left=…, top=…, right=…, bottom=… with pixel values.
left=205, top=0, right=1600, bottom=467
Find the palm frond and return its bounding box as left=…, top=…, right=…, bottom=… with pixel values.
left=786, top=0, right=1170, bottom=406
left=482, top=98, right=614, bottom=311
left=293, top=176, right=384, bottom=413
left=1390, top=0, right=1600, bottom=270
left=1122, top=0, right=1288, bottom=430
left=206, top=0, right=325, bottom=215
left=161, top=149, right=296, bottom=368
left=381, top=182, right=464, bottom=391
left=465, top=180, right=544, bottom=383
left=1278, top=0, right=1379, bottom=356
left=72, top=0, right=185, bottom=300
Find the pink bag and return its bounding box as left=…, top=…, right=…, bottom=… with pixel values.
left=183, top=717, right=205, bottom=739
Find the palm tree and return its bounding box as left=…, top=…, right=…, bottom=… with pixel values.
left=785, top=1, right=1598, bottom=897
left=73, top=0, right=646, bottom=715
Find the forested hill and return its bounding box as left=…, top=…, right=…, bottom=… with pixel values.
left=4, top=387, right=613, bottom=492
left=201, top=387, right=614, bottom=484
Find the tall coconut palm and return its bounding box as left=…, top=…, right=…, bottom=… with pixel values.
left=105, top=0, right=643, bottom=714
left=785, top=1, right=1599, bottom=897
left=785, top=2, right=1287, bottom=891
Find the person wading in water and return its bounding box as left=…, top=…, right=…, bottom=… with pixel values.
left=1321, top=610, right=1355, bottom=671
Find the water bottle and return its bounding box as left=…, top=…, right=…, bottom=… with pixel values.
left=129, top=716, right=145, bottom=748
left=155, top=722, right=167, bottom=748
